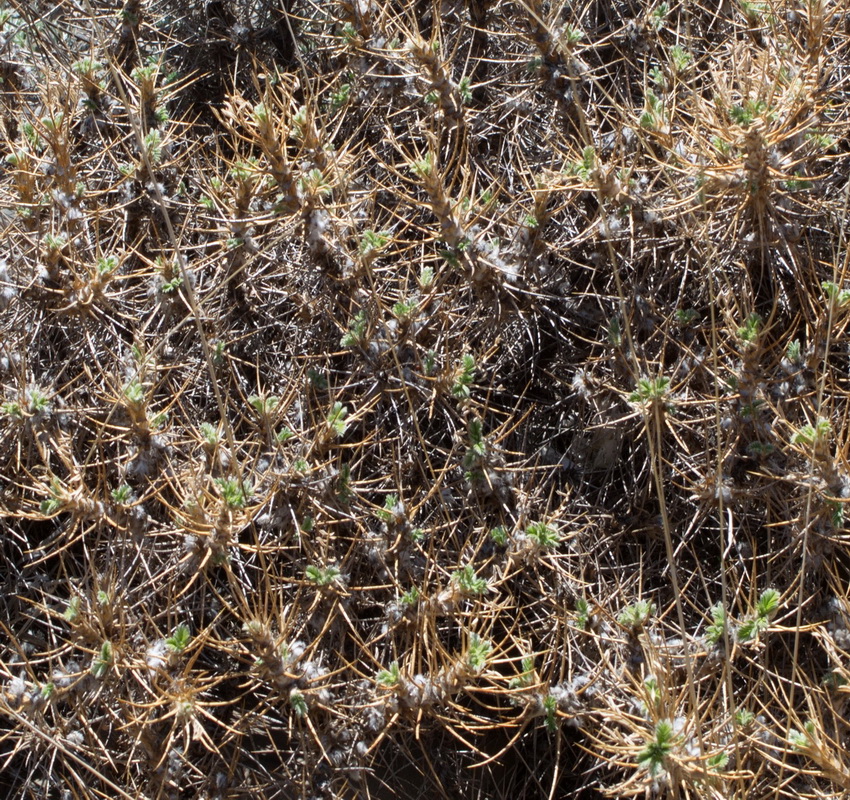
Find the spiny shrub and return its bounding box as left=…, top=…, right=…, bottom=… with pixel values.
left=1, top=1, right=850, bottom=799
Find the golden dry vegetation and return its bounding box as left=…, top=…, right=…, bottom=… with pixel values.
left=2, top=0, right=850, bottom=798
